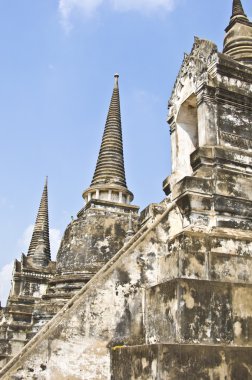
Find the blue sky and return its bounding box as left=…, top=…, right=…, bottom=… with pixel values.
left=0, top=0, right=251, bottom=304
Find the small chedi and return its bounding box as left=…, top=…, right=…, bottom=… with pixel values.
left=1, top=0, right=252, bottom=378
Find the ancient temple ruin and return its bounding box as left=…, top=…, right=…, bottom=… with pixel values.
left=1, top=0, right=252, bottom=378
left=0, top=73, right=139, bottom=372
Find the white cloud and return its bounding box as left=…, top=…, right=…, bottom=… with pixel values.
left=59, top=0, right=104, bottom=32
left=18, top=225, right=62, bottom=261
left=111, top=0, right=174, bottom=13
left=58, top=0, right=175, bottom=32
left=0, top=262, right=13, bottom=307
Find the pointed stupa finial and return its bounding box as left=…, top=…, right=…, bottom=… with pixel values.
left=83, top=74, right=134, bottom=206
left=231, top=0, right=247, bottom=19
left=27, top=177, right=51, bottom=267
left=114, top=73, right=119, bottom=89
left=223, top=0, right=252, bottom=66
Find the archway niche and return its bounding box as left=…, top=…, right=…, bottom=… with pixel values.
left=174, top=94, right=198, bottom=179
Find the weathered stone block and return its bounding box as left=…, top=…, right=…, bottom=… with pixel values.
left=146, top=278, right=252, bottom=345
left=111, top=344, right=252, bottom=380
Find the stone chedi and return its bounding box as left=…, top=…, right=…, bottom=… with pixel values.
left=0, top=74, right=139, bottom=372
left=1, top=0, right=252, bottom=378
left=44, top=73, right=138, bottom=308
left=27, top=177, right=51, bottom=268
left=0, top=178, right=56, bottom=369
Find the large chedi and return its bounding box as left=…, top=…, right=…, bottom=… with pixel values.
left=56, top=74, right=137, bottom=279
left=1, top=1, right=252, bottom=379
left=41, top=74, right=139, bottom=311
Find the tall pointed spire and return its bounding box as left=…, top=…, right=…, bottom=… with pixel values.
left=232, top=0, right=247, bottom=18
left=223, top=0, right=252, bottom=66
left=83, top=74, right=134, bottom=206
left=91, top=74, right=126, bottom=188
left=27, top=177, right=51, bottom=267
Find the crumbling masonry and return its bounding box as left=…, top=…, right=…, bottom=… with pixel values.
left=1, top=0, right=252, bottom=378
